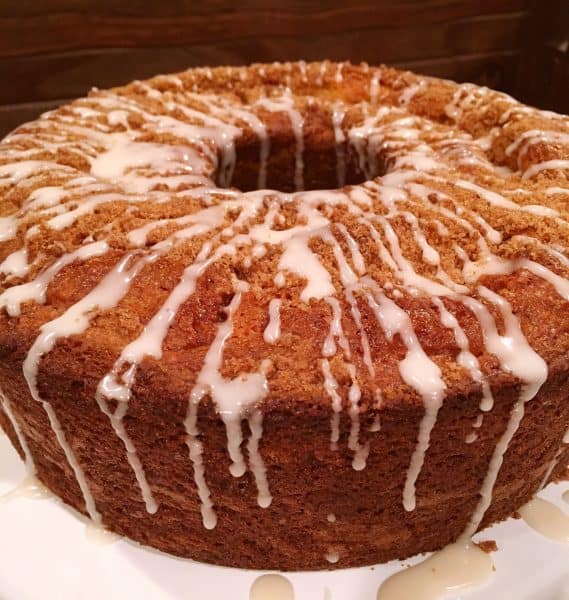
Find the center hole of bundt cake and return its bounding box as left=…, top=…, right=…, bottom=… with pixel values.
left=217, top=110, right=383, bottom=193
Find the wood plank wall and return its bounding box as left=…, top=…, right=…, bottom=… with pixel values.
left=0, top=1, right=567, bottom=136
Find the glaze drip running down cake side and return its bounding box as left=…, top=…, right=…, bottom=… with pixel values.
left=0, top=61, right=568, bottom=570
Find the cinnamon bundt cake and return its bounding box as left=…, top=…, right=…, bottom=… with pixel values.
left=0, top=61, right=568, bottom=570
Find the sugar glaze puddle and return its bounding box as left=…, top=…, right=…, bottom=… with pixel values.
left=519, top=495, right=569, bottom=543
left=250, top=574, right=295, bottom=600
left=0, top=469, right=119, bottom=546
left=376, top=541, right=493, bottom=600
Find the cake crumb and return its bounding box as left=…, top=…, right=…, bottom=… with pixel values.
left=476, top=539, right=498, bottom=554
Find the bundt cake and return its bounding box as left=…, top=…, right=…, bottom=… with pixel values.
left=0, top=61, right=568, bottom=570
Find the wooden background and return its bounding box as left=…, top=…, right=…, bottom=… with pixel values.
left=0, top=0, right=567, bottom=137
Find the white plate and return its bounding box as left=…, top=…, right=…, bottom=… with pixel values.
left=0, top=433, right=568, bottom=600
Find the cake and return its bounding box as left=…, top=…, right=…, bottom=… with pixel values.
left=0, top=61, right=568, bottom=571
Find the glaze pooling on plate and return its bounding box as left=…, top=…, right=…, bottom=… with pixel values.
left=250, top=574, right=294, bottom=600
left=0, top=474, right=51, bottom=502
left=519, top=496, right=569, bottom=543
left=376, top=541, right=493, bottom=600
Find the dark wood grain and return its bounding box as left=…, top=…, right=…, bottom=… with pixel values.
left=0, top=13, right=526, bottom=106
left=0, top=99, right=71, bottom=136
left=517, top=0, right=569, bottom=113
left=0, top=1, right=526, bottom=56
left=0, top=0, right=566, bottom=136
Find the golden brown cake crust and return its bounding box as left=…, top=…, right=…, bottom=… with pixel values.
left=0, top=61, right=568, bottom=570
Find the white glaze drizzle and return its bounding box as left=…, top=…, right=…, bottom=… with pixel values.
left=256, top=92, right=305, bottom=191
left=321, top=358, right=343, bottom=450
left=0, top=241, right=110, bottom=316
left=363, top=279, right=446, bottom=511
left=189, top=282, right=270, bottom=507
left=322, top=296, right=351, bottom=359
left=522, top=159, right=569, bottom=179
left=247, top=409, right=273, bottom=508
left=346, top=363, right=369, bottom=471
left=263, top=298, right=282, bottom=344
left=21, top=251, right=156, bottom=523
left=399, top=80, right=427, bottom=106
left=332, top=104, right=347, bottom=187
left=431, top=297, right=494, bottom=412
left=0, top=247, right=29, bottom=278
left=460, top=287, right=547, bottom=538
left=0, top=384, right=34, bottom=470
left=369, top=71, right=381, bottom=103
